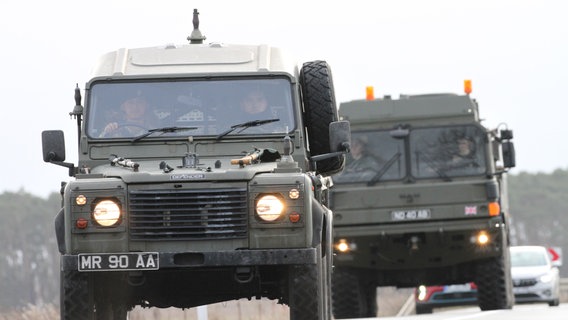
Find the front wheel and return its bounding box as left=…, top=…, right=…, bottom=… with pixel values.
left=60, top=270, right=128, bottom=320
left=475, top=249, right=514, bottom=311
left=331, top=268, right=377, bottom=318
left=288, top=245, right=331, bottom=320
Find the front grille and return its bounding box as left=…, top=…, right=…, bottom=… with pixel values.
left=433, top=292, right=477, bottom=301
left=513, top=278, right=538, bottom=287
left=129, top=188, right=248, bottom=241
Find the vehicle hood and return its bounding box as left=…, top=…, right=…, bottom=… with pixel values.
left=90, top=158, right=279, bottom=183
left=511, top=265, right=550, bottom=279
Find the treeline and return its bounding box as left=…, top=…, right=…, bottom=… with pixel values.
left=507, top=169, right=568, bottom=267
left=0, top=169, right=567, bottom=308
left=0, top=191, right=60, bottom=309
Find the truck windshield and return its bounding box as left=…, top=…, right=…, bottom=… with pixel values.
left=410, top=125, right=486, bottom=179
left=86, top=78, right=296, bottom=139
left=334, top=124, right=487, bottom=184
left=334, top=131, right=406, bottom=184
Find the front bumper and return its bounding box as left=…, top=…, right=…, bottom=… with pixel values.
left=61, top=248, right=317, bottom=272
left=513, top=278, right=559, bottom=303
left=334, top=217, right=506, bottom=269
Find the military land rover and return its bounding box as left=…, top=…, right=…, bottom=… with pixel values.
left=41, top=10, right=349, bottom=320
left=330, top=82, right=516, bottom=317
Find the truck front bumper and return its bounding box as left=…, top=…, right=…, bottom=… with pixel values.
left=61, top=248, right=317, bottom=272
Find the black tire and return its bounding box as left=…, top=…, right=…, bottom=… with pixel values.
left=300, top=60, right=344, bottom=176
left=475, top=249, right=514, bottom=311
left=415, top=305, right=433, bottom=314
left=548, top=298, right=560, bottom=307
left=288, top=245, right=331, bottom=320
left=332, top=268, right=377, bottom=318
left=60, top=270, right=93, bottom=320
left=60, top=270, right=128, bottom=320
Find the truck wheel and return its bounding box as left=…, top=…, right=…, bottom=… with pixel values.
left=300, top=60, right=344, bottom=176
left=60, top=270, right=94, bottom=320
left=331, top=268, right=377, bottom=318
left=288, top=245, right=331, bottom=320
left=475, top=250, right=514, bottom=311
left=415, top=305, right=433, bottom=314
left=60, top=271, right=128, bottom=320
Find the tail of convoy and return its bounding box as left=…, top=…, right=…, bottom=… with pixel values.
left=41, top=10, right=350, bottom=320
left=331, top=81, right=516, bottom=318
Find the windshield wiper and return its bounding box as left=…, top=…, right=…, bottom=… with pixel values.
left=131, top=126, right=199, bottom=142
left=216, top=118, right=280, bottom=140
left=367, top=152, right=401, bottom=186
left=417, top=151, right=452, bottom=182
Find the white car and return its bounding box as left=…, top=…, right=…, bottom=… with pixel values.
left=510, top=246, right=561, bottom=306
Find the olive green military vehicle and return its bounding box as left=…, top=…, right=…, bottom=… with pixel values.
left=330, top=82, right=516, bottom=318
left=41, top=10, right=349, bottom=320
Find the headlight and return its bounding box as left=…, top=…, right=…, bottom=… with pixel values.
left=417, top=285, right=427, bottom=301
left=93, top=199, right=122, bottom=227
left=540, top=274, right=552, bottom=283
left=256, top=195, right=285, bottom=222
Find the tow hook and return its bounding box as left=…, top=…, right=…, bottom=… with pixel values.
left=234, top=267, right=254, bottom=283
left=409, top=236, right=420, bottom=251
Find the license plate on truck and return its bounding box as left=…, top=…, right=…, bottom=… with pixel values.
left=391, top=209, right=431, bottom=221
left=78, top=252, right=159, bottom=271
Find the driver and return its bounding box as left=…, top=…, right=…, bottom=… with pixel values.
left=100, top=96, right=154, bottom=137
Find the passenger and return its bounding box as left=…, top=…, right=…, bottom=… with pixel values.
left=344, top=136, right=380, bottom=174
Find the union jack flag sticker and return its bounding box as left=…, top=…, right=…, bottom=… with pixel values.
left=464, top=206, right=477, bottom=215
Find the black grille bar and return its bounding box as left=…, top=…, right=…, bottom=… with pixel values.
left=129, top=188, right=248, bottom=241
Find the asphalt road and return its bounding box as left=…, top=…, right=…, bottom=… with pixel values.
left=374, top=304, right=568, bottom=320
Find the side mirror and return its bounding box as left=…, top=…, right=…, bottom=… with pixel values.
left=329, top=120, right=351, bottom=153
left=502, top=141, right=516, bottom=168
left=42, top=130, right=66, bottom=162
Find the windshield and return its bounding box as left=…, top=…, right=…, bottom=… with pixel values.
left=86, top=78, right=296, bottom=139
left=410, top=125, right=487, bottom=179
left=511, top=250, right=548, bottom=267
left=334, top=124, right=487, bottom=184
left=334, top=131, right=406, bottom=184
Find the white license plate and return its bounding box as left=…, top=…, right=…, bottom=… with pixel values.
left=443, top=283, right=472, bottom=293
left=391, top=209, right=431, bottom=221
left=78, top=252, right=159, bottom=272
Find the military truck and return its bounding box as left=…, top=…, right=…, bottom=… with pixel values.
left=41, top=10, right=349, bottom=320
left=330, top=82, right=516, bottom=318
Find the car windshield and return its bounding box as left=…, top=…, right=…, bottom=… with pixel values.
left=86, top=78, right=296, bottom=139
left=511, top=250, right=548, bottom=267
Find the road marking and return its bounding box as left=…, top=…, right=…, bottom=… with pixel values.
left=444, top=310, right=503, bottom=320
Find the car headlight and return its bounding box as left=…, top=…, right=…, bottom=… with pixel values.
left=417, top=285, right=428, bottom=301
left=540, top=274, right=553, bottom=283
left=255, top=194, right=285, bottom=222
left=93, top=199, right=122, bottom=227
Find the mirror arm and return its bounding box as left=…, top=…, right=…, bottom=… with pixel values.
left=50, top=161, right=77, bottom=177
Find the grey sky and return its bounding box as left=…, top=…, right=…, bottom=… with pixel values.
left=1, top=0, right=566, bottom=198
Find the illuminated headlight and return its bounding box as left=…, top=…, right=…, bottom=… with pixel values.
left=417, top=285, right=427, bottom=301
left=471, top=231, right=490, bottom=245
left=93, top=199, right=121, bottom=227
left=256, top=195, right=285, bottom=222
left=540, top=274, right=552, bottom=283
left=334, top=239, right=357, bottom=253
